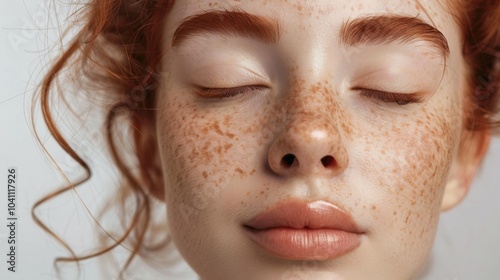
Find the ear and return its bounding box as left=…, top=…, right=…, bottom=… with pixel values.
left=441, top=130, right=490, bottom=211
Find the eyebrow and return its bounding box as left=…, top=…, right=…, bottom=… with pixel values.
left=171, top=10, right=281, bottom=47
left=171, top=11, right=450, bottom=58
left=340, top=15, right=450, bottom=57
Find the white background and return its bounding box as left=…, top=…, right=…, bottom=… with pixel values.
left=1, top=1, right=499, bottom=279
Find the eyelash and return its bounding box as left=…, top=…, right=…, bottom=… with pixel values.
left=197, top=86, right=423, bottom=106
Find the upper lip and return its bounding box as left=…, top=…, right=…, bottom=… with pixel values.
left=244, top=199, right=363, bottom=233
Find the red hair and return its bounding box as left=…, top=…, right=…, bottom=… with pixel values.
left=32, top=0, right=500, bottom=276
left=32, top=0, right=173, bottom=274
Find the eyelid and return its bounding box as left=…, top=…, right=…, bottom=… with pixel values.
left=354, top=88, right=425, bottom=105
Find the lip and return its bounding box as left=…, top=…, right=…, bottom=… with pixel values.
left=243, top=199, right=364, bottom=260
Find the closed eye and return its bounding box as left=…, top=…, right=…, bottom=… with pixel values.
left=356, top=88, right=424, bottom=105
left=196, top=85, right=268, bottom=99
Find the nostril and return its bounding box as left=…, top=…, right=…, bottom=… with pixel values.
left=281, top=154, right=296, bottom=168
left=321, top=155, right=335, bottom=168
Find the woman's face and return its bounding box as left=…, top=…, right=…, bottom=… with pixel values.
left=155, top=0, right=468, bottom=279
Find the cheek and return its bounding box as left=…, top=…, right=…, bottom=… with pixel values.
left=155, top=91, right=289, bottom=264
left=157, top=99, right=237, bottom=202
left=387, top=115, right=454, bottom=229
left=155, top=96, right=238, bottom=256
left=155, top=93, right=282, bottom=222
left=351, top=101, right=461, bottom=266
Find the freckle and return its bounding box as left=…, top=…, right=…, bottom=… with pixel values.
left=246, top=192, right=250, bottom=196
left=224, top=143, right=233, bottom=152
left=250, top=169, right=256, bottom=175
left=371, top=205, right=376, bottom=210
left=235, top=167, right=244, bottom=174
left=405, top=211, right=412, bottom=224
left=393, top=211, right=397, bottom=216
left=215, top=145, right=223, bottom=155
left=260, top=191, right=265, bottom=194
left=201, top=143, right=213, bottom=161
left=202, top=171, right=208, bottom=179
left=213, top=121, right=224, bottom=135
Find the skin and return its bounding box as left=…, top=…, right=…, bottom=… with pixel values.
left=152, top=0, right=486, bottom=279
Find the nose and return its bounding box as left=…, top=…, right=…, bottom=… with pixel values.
left=267, top=111, right=348, bottom=178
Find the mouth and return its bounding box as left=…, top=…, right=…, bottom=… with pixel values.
left=242, top=200, right=364, bottom=260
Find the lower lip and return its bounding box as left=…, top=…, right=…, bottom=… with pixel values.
left=244, top=227, right=361, bottom=260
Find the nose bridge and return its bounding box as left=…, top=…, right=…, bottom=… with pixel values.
left=284, top=78, right=344, bottom=140
left=286, top=80, right=338, bottom=117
